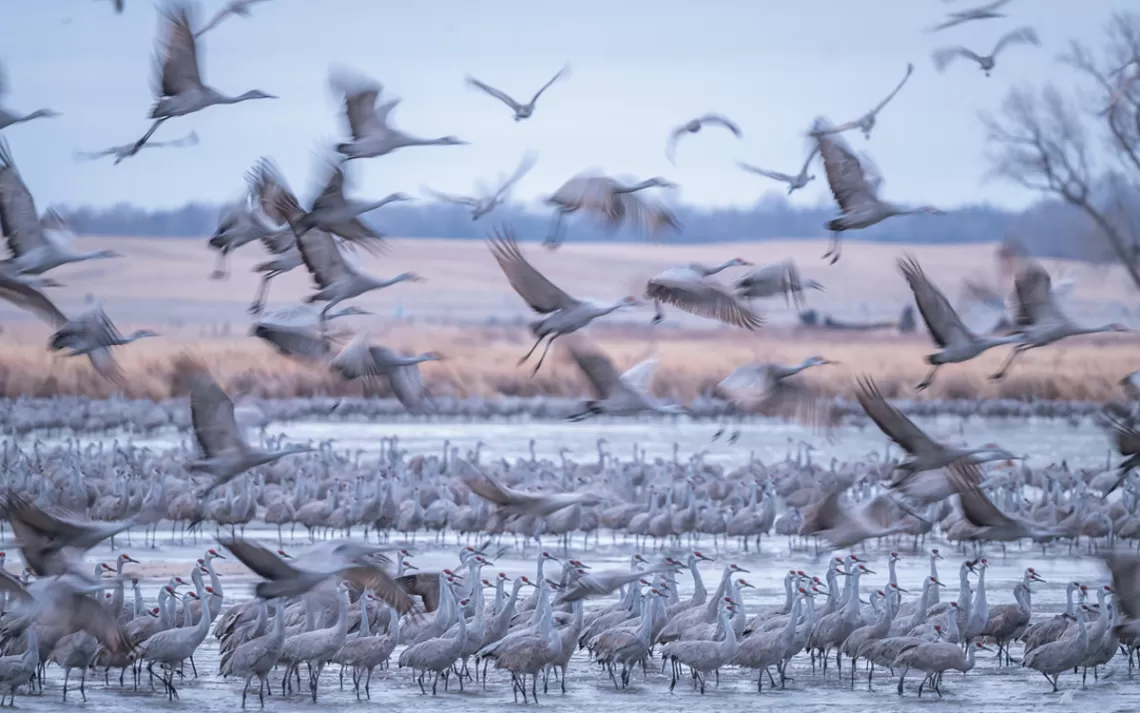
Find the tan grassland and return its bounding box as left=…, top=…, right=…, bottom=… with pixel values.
left=0, top=236, right=1136, bottom=401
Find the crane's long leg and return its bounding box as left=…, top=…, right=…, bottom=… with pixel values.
left=544, top=209, right=567, bottom=250
left=249, top=272, right=278, bottom=314
left=517, top=334, right=547, bottom=366
left=822, top=231, right=842, bottom=264
left=988, top=344, right=1030, bottom=381
left=130, top=117, right=169, bottom=155
left=915, top=363, right=941, bottom=391
left=531, top=335, right=559, bottom=374
left=651, top=299, right=665, bottom=325
left=210, top=249, right=230, bottom=280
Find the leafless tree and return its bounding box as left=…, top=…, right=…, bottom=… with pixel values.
left=981, top=11, right=1140, bottom=289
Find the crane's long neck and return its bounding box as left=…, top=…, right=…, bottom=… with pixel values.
left=704, top=260, right=738, bottom=276
left=615, top=179, right=657, bottom=195
left=358, top=594, right=371, bottom=637
left=272, top=599, right=286, bottom=638
left=690, top=559, right=706, bottom=601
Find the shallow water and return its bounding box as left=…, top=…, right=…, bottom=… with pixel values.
left=14, top=416, right=1137, bottom=711
left=19, top=528, right=1134, bottom=713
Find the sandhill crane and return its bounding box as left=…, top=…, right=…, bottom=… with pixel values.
left=329, top=335, right=444, bottom=414
left=0, top=264, right=66, bottom=317
left=250, top=303, right=366, bottom=357
left=950, top=470, right=1065, bottom=541
left=0, top=141, right=121, bottom=275
left=856, top=376, right=1015, bottom=499
left=645, top=258, right=762, bottom=329
left=2, top=494, right=137, bottom=578
left=465, top=65, right=569, bottom=121
left=459, top=459, right=606, bottom=519
left=136, top=567, right=213, bottom=699
left=132, top=1, right=275, bottom=150
left=990, top=258, right=1130, bottom=380
left=281, top=581, right=351, bottom=701
left=662, top=598, right=739, bottom=693
left=250, top=322, right=332, bottom=362
left=0, top=548, right=133, bottom=658
left=179, top=356, right=313, bottom=503
left=562, top=337, right=688, bottom=420
left=543, top=173, right=678, bottom=249
left=714, top=357, right=838, bottom=429
left=238, top=158, right=311, bottom=312
left=1098, top=405, right=1140, bottom=496
left=272, top=155, right=410, bottom=243
left=331, top=66, right=467, bottom=160
left=895, top=639, right=991, bottom=696
left=422, top=150, right=537, bottom=220
left=933, top=26, right=1040, bottom=76
left=74, top=130, right=198, bottom=165
left=219, top=598, right=284, bottom=708
left=1100, top=553, right=1140, bottom=643
left=1022, top=604, right=1090, bottom=691
left=555, top=565, right=674, bottom=604
left=218, top=537, right=416, bottom=615
left=812, top=118, right=942, bottom=263
left=487, top=228, right=641, bottom=372
left=926, top=0, right=1013, bottom=32
left=737, top=147, right=819, bottom=195
left=207, top=157, right=296, bottom=280
left=335, top=592, right=392, bottom=699
left=48, top=301, right=158, bottom=382
left=0, top=62, right=60, bottom=131
left=666, top=114, right=742, bottom=164
left=0, top=623, right=37, bottom=705
left=400, top=595, right=470, bottom=695
left=195, top=0, right=273, bottom=37
left=983, top=569, right=1040, bottom=663
left=295, top=229, right=422, bottom=321
left=733, top=259, right=823, bottom=309
left=800, top=488, right=914, bottom=549
left=812, top=63, right=913, bottom=140
left=248, top=231, right=300, bottom=314
left=898, top=255, right=1023, bottom=390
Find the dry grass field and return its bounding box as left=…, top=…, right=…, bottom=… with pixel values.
left=0, top=236, right=1137, bottom=401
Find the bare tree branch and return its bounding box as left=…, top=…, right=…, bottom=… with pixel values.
left=982, top=12, right=1140, bottom=290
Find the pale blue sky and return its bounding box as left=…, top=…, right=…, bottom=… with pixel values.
left=0, top=0, right=1127, bottom=211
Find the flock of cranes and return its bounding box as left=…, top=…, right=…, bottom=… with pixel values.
left=0, top=427, right=1138, bottom=706
left=2, top=0, right=1140, bottom=707
left=1, top=0, right=1098, bottom=421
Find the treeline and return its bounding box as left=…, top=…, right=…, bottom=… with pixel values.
left=57, top=190, right=1117, bottom=263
